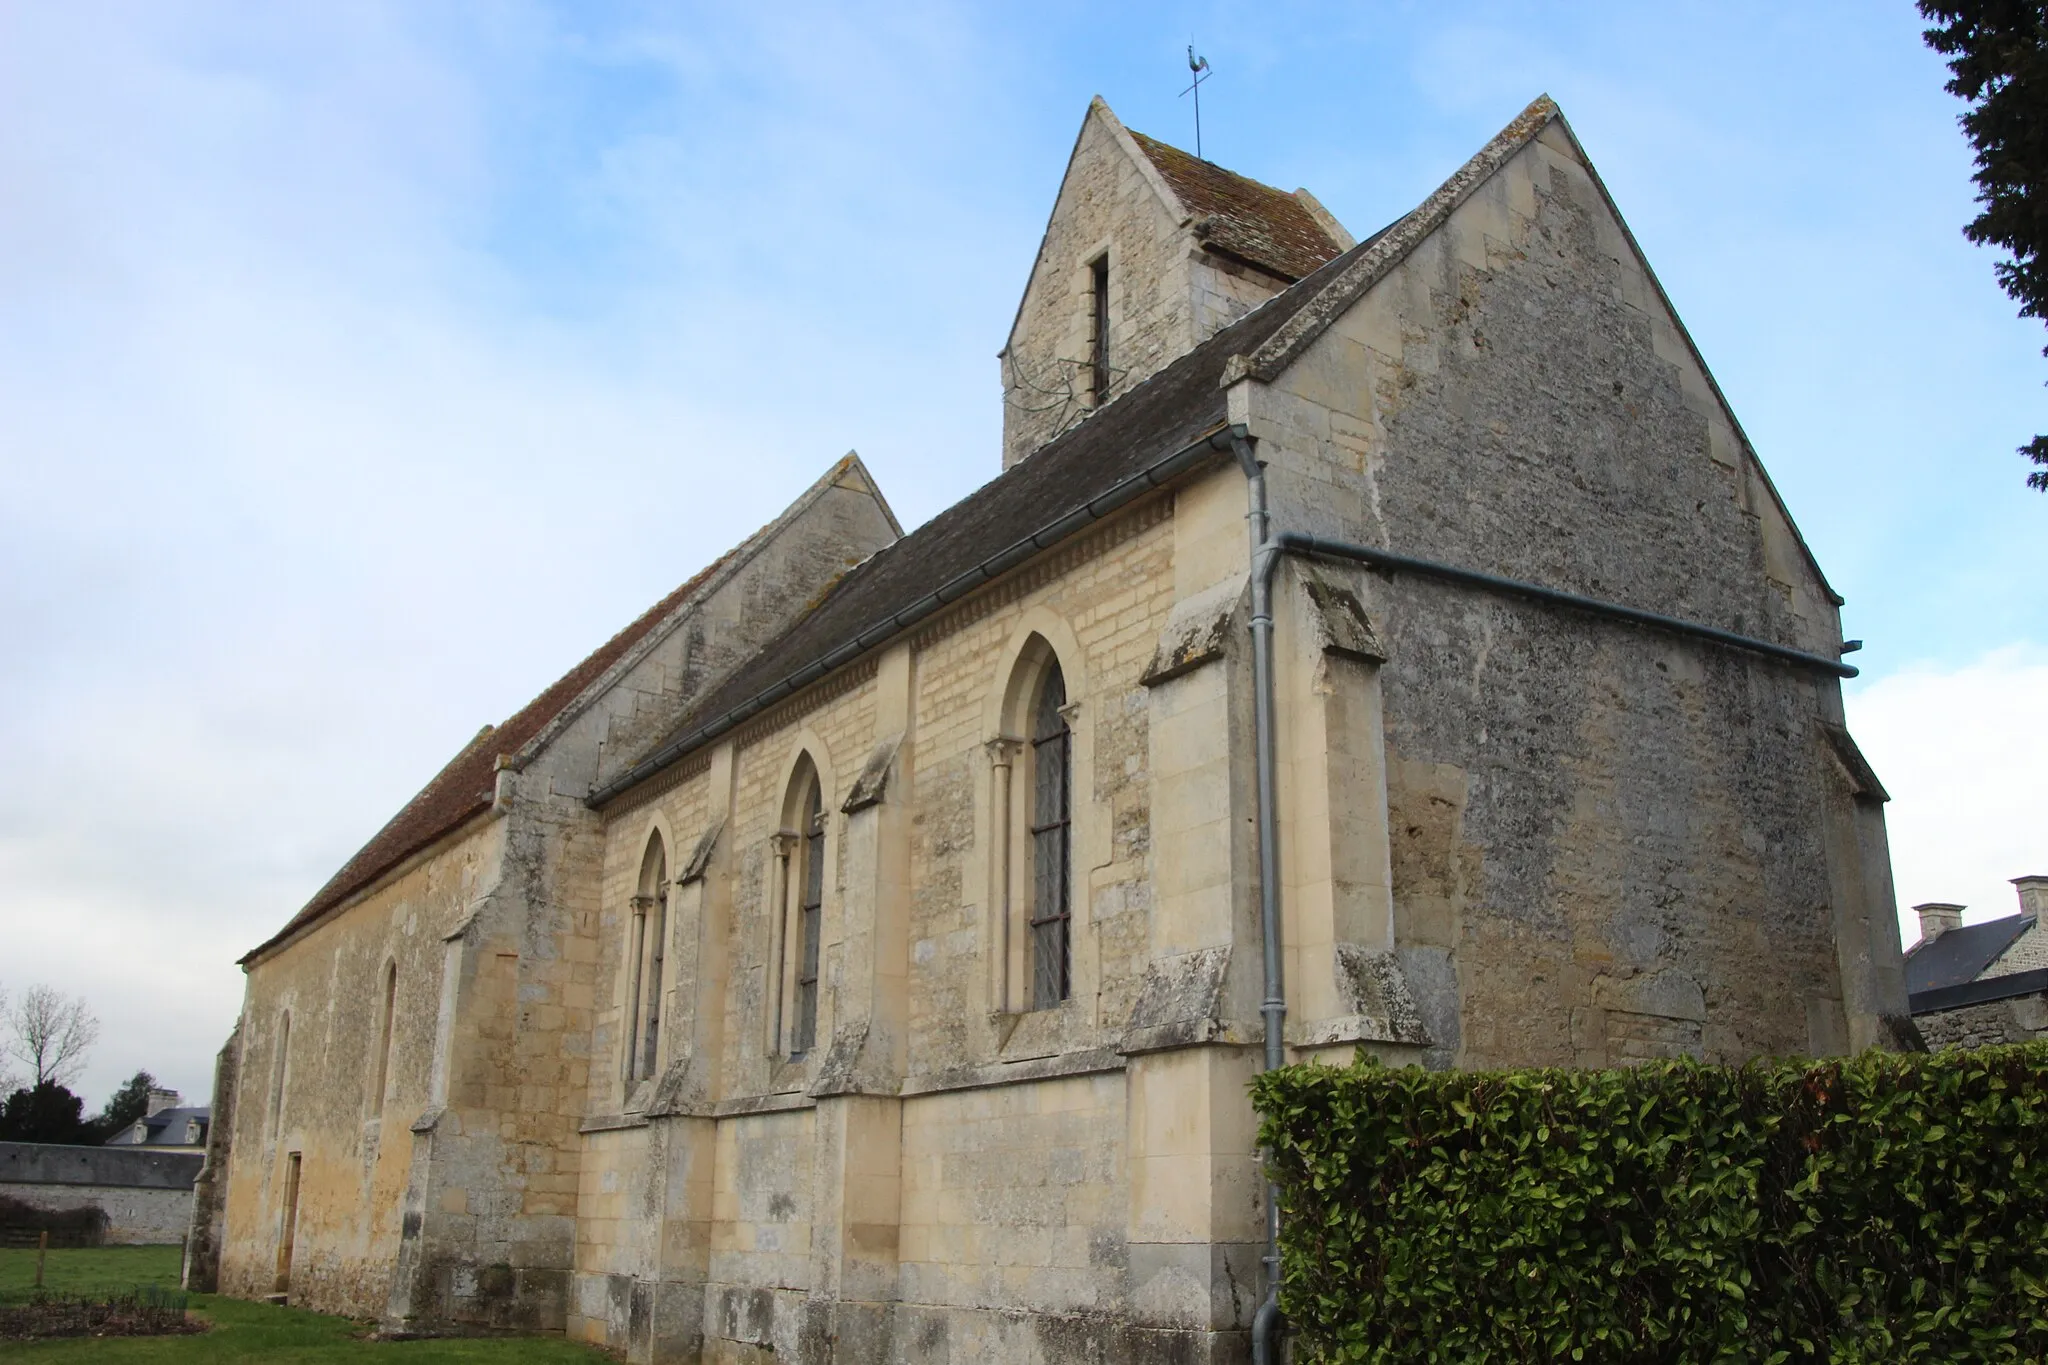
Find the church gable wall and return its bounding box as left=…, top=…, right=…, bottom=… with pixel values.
left=218, top=816, right=498, bottom=1313
left=1246, top=122, right=1888, bottom=1070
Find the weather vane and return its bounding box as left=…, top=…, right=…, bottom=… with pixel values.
left=1181, top=45, right=1211, bottom=160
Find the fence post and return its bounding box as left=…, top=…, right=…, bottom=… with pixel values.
left=35, top=1229, right=48, bottom=1288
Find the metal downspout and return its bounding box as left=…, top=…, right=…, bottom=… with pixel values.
left=1232, top=432, right=1288, bottom=1365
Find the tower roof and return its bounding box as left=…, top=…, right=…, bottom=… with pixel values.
left=1127, top=129, right=1347, bottom=282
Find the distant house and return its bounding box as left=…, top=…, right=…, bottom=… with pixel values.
left=1906, top=877, right=2048, bottom=1048
left=107, top=1089, right=209, bottom=1149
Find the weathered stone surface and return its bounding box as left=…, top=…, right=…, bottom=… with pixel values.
left=1141, top=578, right=1243, bottom=687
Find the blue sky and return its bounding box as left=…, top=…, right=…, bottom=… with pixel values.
left=1, top=1, right=2041, bottom=1108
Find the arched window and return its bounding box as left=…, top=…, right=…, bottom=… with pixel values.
left=792, top=776, right=825, bottom=1057
left=370, top=961, right=397, bottom=1114
left=269, top=1011, right=291, bottom=1135
left=1029, top=662, right=1072, bottom=1007
left=626, top=832, right=669, bottom=1083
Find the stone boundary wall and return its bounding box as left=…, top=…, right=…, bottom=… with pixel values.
left=1916, top=990, right=2048, bottom=1050
left=0, top=1142, right=204, bottom=1246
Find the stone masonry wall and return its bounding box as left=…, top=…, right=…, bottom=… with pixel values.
left=1002, top=104, right=1195, bottom=469
left=1917, top=992, right=2048, bottom=1049
left=218, top=816, right=492, bottom=1310
left=573, top=504, right=1195, bottom=1359
left=1, top=1183, right=195, bottom=1245
left=1243, top=118, right=1900, bottom=1070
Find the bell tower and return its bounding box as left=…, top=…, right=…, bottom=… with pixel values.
left=998, top=97, right=1352, bottom=469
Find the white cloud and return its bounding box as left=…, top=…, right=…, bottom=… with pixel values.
left=1846, top=648, right=2048, bottom=947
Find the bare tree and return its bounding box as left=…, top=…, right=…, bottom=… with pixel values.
left=0, top=983, right=15, bottom=1094
left=5, top=984, right=100, bottom=1089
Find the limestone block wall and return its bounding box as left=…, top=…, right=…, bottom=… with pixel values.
left=1237, top=117, right=1905, bottom=1069
left=896, top=1074, right=1124, bottom=1317
left=1188, top=251, right=1290, bottom=345
left=217, top=817, right=492, bottom=1312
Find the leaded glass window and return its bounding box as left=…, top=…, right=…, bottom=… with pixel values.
left=793, top=779, right=824, bottom=1056
left=1030, top=663, right=1072, bottom=1008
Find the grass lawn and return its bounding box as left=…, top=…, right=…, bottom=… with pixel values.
left=0, top=1244, right=184, bottom=1303
left=0, top=1248, right=610, bottom=1362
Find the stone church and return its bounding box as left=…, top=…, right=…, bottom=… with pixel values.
left=187, top=95, right=1915, bottom=1362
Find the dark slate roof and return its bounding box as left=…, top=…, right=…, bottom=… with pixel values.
left=0, top=1142, right=203, bottom=1190
left=242, top=546, right=739, bottom=963
left=1910, top=966, right=2048, bottom=1016
left=128, top=1108, right=209, bottom=1147
left=1128, top=130, right=1346, bottom=282
left=596, top=225, right=1403, bottom=807
left=1903, top=914, right=2034, bottom=994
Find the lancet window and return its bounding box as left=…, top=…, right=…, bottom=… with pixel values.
left=626, top=831, right=669, bottom=1084
left=370, top=961, right=397, bottom=1114
left=269, top=1011, right=291, bottom=1135
left=792, top=777, right=824, bottom=1058
left=1029, top=662, right=1073, bottom=1007
left=1089, top=253, right=1111, bottom=405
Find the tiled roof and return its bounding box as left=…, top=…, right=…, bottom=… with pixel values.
left=241, top=549, right=737, bottom=963
left=1128, top=130, right=1346, bottom=282
left=1904, top=914, right=2034, bottom=994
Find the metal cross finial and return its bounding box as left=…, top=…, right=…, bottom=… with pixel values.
left=1181, top=45, right=1212, bottom=160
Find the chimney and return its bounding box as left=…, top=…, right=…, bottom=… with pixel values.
left=2016, top=876, right=2048, bottom=921
left=144, top=1087, right=181, bottom=1117
left=1914, top=903, right=1965, bottom=943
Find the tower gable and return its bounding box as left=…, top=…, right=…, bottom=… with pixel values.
left=1000, top=98, right=1347, bottom=470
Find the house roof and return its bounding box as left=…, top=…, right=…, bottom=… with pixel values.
left=241, top=547, right=740, bottom=964
left=1126, top=130, right=1347, bottom=282
left=1904, top=914, right=2035, bottom=994
left=127, top=1108, right=210, bottom=1146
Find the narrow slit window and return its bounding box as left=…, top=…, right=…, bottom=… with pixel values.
left=641, top=877, right=667, bottom=1079
left=270, top=1012, right=291, bottom=1134
left=371, top=962, right=397, bottom=1114
left=1089, top=254, right=1111, bottom=405
left=627, top=832, right=667, bottom=1083
left=793, top=779, right=824, bottom=1057
left=1030, top=662, right=1072, bottom=1008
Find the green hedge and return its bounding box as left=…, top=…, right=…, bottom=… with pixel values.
left=1251, top=1044, right=2048, bottom=1363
